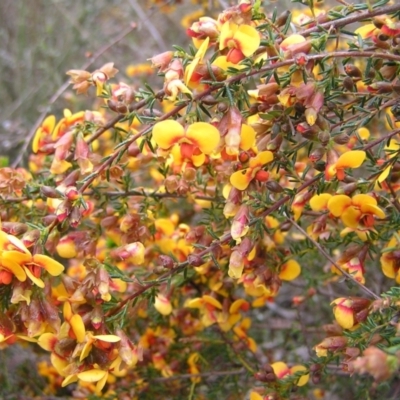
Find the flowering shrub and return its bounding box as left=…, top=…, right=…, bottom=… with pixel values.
left=2, top=0, right=400, bottom=398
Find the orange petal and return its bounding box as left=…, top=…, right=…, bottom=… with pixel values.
left=203, top=295, right=222, bottom=309
left=290, top=365, right=309, bottom=386
left=70, top=314, right=86, bottom=343
left=186, top=122, right=220, bottom=154
left=249, top=151, right=274, bottom=168
left=336, top=150, right=366, bottom=169
left=24, top=267, right=44, bottom=288
left=309, top=193, right=332, bottom=211
left=77, top=369, right=107, bottom=383
left=240, top=124, right=256, bottom=151
left=234, top=24, right=260, bottom=57
left=327, top=195, right=352, bottom=217
left=279, top=259, right=301, bottom=281
left=152, top=120, right=185, bottom=150
left=341, top=205, right=362, bottom=228
left=38, top=333, right=58, bottom=351
left=33, top=254, right=64, bottom=276
left=93, top=334, right=121, bottom=342
left=271, top=361, right=290, bottom=379
left=230, top=168, right=253, bottom=190
left=360, top=203, right=385, bottom=219
left=1, top=257, right=27, bottom=282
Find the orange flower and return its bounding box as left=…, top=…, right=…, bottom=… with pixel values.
left=152, top=120, right=220, bottom=166
left=327, top=193, right=385, bottom=229
left=0, top=231, right=64, bottom=287
left=230, top=151, right=273, bottom=190
left=219, top=22, right=260, bottom=64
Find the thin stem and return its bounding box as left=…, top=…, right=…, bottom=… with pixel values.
left=12, top=23, right=138, bottom=168
left=289, top=219, right=380, bottom=300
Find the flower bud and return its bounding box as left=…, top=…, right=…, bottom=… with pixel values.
left=318, top=131, right=330, bottom=147
left=266, top=180, right=283, bottom=193
left=344, top=64, right=361, bottom=78
left=159, top=255, right=175, bottom=269
left=343, top=76, right=355, bottom=91
left=1, top=222, right=28, bottom=236
left=333, top=133, right=350, bottom=145
left=187, top=254, right=204, bottom=267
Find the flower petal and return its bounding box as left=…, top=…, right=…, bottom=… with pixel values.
left=24, top=267, right=45, bottom=288
left=70, top=314, right=86, bottom=343
left=33, top=254, right=64, bottom=276
left=77, top=369, right=107, bottom=383
left=234, top=24, right=260, bottom=57
left=230, top=168, right=253, bottom=190
left=327, top=195, right=352, bottom=217
left=152, top=120, right=185, bottom=150
left=186, top=122, right=220, bottom=154
left=279, top=260, right=301, bottom=281
left=310, top=193, right=332, bottom=211
left=333, top=304, right=354, bottom=329
left=336, top=150, right=366, bottom=169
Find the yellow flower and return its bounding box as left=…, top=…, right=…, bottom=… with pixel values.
left=380, top=234, right=400, bottom=283
left=0, top=231, right=64, bottom=287
left=219, top=22, right=260, bottom=64
left=331, top=297, right=370, bottom=329
left=279, top=259, right=301, bottom=281
left=154, top=294, right=173, bottom=316
left=325, top=150, right=366, bottom=181
left=152, top=120, right=220, bottom=166
left=271, top=361, right=309, bottom=386
left=327, top=193, right=385, bottom=229
left=186, top=295, right=222, bottom=327
left=230, top=151, right=273, bottom=190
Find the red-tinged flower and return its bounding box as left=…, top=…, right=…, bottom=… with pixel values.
left=66, top=62, right=118, bottom=96
left=62, top=301, right=86, bottom=343
left=314, top=336, right=347, bottom=357
left=219, top=22, right=260, bottom=64
left=187, top=17, right=219, bottom=41
left=185, top=295, right=223, bottom=327
left=152, top=120, right=220, bottom=166
left=32, top=115, right=56, bottom=154
left=332, top=257, right=365, bottom=284
left=331, top=297, right=370, bottom=329
left=154, top=294, right=173, bottom=316
left=230, top=151, right=274, bottom=190
left=280, top=34, right=311, bottom=57
left=291, top=191, right=313, bottom=221
left=231, top=204, right=249, bottom=243
left=327, top=193, right=385, bottom=229
left=380, top=233, right=400, bottom=283
left=148, top=51, right=174, bottom=73
left=184, top=37, right=209, bottom=86
left=325, top=150, right=366, bottom=181
left=271, top=361, right=309, bottom=386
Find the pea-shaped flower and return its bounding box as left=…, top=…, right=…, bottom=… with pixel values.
left=152, top=120, right=220, bottom=166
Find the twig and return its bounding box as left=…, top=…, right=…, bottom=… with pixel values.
left=301, top=3, right=400, bottom=37
left=11, top=23, right=137, bottom=168
left=386, top=182, right=400, bottom=213
left=289, top=219, right=380, bottom=300
left=148, top=368, right=245, bottom=382
left=127, top=0, right=168, bottom=51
